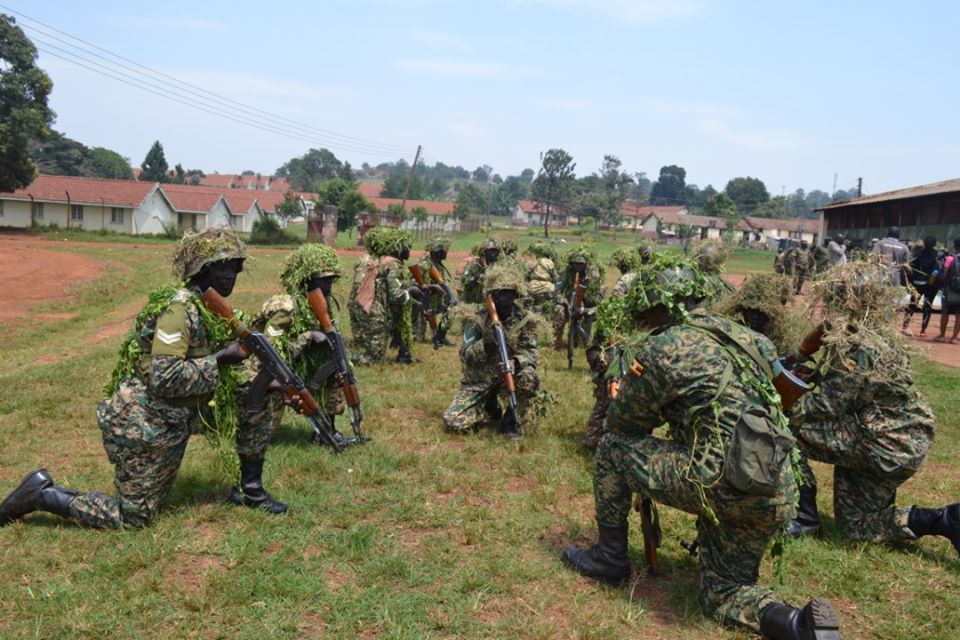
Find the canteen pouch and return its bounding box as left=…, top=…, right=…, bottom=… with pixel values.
left=724, top=408, right=795, bottom=497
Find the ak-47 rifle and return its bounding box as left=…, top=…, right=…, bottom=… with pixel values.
left=409, top=264, right=440, bottom=337
left=773, top=322, right=825, bottom=411
left=567, top=272, right=588, bottom=369
left=305, top=288, right=367, bottom=443
left=608, top=351, right=660, bottom=573
left=485, top=294, right=519, bottom=429
left=201, top=287, right=346, bottom=453
left=428, top=265, right=458, bottom=307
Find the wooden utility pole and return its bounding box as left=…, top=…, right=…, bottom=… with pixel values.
left=401, top=145, right=422, bottom=213
left=857, top=177, right=863, bottom=198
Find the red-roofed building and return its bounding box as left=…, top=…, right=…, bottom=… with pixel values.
left=740, top=215, right=820, bottom=246
left=356, top=181, right=384, bottom=198
left=197, top=173, right=291, bottom=192
left=619, top=203, right=688, bottom=236
left=358, top=197, right=460, bottom=232
left=160, top=184, right=233, bottom=231
left=0, top=174, right=176, bottom=234
left=511, top=199, right=578, bottom=228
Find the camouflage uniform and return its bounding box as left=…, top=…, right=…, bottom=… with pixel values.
left=553, top=247, right=605, bottom=348
left=460, top=239, right=500, bottom=304
left=790, top=244, right=813, bottom=294
left=348, top=227, right=414, bottom=364
left=412, top=248, right=454, bottom=343
left=523, top=243, right=560, bottom=315
left=443, top=264, right=540, bottom=433
left=70, top=287, right=225, bottom=528
left=693, top=241, right=735, bottom=303
left=596, top=314, right=797, bottom=633
left=792, top=345, right=935, bottom=542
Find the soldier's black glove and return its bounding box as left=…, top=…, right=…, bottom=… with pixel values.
left=407, top=286, right=424, bottom=301
left=483, top=330, right=498, bottom=355
left=307, top=330, right=328, bottom=346
left=214, top=341, right=249, bottom=365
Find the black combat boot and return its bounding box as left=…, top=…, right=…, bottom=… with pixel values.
left=0, top=469, right=78, bottom=525
left=228, top=457, right=288, bottom=515
left=0, top=469, right=53, bottom=525
left=759, top=599, right=841, bottom=640
left=786, top=485, right=821, bottom=537
left=312, top=416, right=359, bottom=449
left=433, top=328, right=454, bottom=348
left=499, top=412, right=522, bottom=440
left=395, top=344, right=414, bottom=364
left=561, top=520, right=631, bottom=585
left=908, top=503, right=960, bottom=555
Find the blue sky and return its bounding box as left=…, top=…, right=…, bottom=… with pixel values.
left=6, top=0, right=959, bottom=196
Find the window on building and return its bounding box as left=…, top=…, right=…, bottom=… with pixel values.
left=32, top=202, right=44, bottom=219
left=71, top=204, right=84, bottom=221
left=178, top=213, right=185, bottom=229
left=110, top=207, right=124, bottom=225
left=0, top=200, right=4, bottom=217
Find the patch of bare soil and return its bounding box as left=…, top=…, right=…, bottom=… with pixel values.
left=164, top=553, right=228, bottom=598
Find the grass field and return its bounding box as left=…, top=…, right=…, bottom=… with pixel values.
left=1, top=230, right=958, bottom=639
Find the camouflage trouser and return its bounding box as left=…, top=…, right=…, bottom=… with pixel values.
left=594, top=431, right=796, bottom=633
left=350, top=305, right=391, bottom=364
left=582, top=381, right=609, bottom=449
left=553, top=304, right=593, bottom=348
left=793, top=268, right=808, bottom=293
left=793, top=420, right=915, bottom=543
left=68, top=379, right=197, bottom=529
left=443, top=367, right=539, bottom=433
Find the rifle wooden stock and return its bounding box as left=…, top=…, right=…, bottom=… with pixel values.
left=201, top=287, right=251, bottom=342
left=797, top=323, right=825, bottom=362
left=306, top=287, right=335, bottom=333
left=638, top=497, right=660, bottom=574
left=428, top=265, right=458, bottom=305
left=775, top=322, right=825, bottom=411
left=409, top=264, right=438, bottom=331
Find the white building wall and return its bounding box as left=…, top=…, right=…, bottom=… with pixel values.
left=207, top=200, right=232, bottom=229
left=134, top=189, right=176, bottom=235
left=0, top=199, right=32, bottom=227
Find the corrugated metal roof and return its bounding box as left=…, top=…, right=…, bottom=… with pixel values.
left=820, top=177, right=960, bottom=210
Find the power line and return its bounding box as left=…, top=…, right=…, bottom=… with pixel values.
left=5, top=4, right=415, bottom=158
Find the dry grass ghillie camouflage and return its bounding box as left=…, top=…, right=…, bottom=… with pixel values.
left=499, top=237, right=519, bottom=256
left=279, top=244, right=342, bottom=294
left=807, top=256, right=911, bottom=380
left=482, top=261, right=529, bottom=297
left=426, top=235, right=452, bottom=252
left=523, top=240, right=559, bottom=262
left=713, top=273, right=797, bottom=352
left=363, top=226, right=413, bottom=258
left=692, top=239, right=730, bottom=273
left=172, top=227, right=247, bottom=281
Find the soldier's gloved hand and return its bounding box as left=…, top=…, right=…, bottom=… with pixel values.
left=307, top=330, right=328, bottom=346
left=214, top=341, right=249, bottom=365
left=407, top=286, right=424, bottom=301
left=483, top=330, right=498, bottom=354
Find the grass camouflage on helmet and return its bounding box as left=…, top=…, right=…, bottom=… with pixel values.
left=524, top=240, right=559, bottom=262
left=482, top=261, right=528, bottom=297
left=173, top=227, right=247, bottom=281
left=499, top=237, right=518, bottom=256
left=610, top=247, right=642, bottom=274
left=280, top=244, right=342, bottom=294
left=692, top=239, right=730, bottom=273
left=364, top=226, right=413, bottom=258
left=426, top=235, right=452, bottom=252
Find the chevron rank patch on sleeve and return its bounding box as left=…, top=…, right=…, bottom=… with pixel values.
left=152, top=302, right=191, bottom=358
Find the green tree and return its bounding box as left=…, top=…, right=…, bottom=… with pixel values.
left=454, top=183, right=488, bottom=218
left=409, top=205, right=429, bottom=231
left=519, top=168, right=535, bottom=184
left=472, top=165, right=491, bottom=182
left=724, top=176, right=770, bottom=213
left=315, top=178, right=371, bottom=231
left=530, top=148, right=576, bottom=238
left=704, top=192, right=740, bottom=231
left=275, top=191, right=302, bottom=221
left=0, top=15, right=54, bottom=191
left=82, top=147, right=133, bottom=180
left=649, top=165, right=686, bottom=205
left=28, top=130, right=86, bottom=176
left=140, top=140, right=169, bottom=182
left=501, top=175, right=528, bottom=201
left=275, top=148, right=343, bottom=191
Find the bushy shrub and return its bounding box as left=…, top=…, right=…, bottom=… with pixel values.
left=248, top=217, right=301, bottom=245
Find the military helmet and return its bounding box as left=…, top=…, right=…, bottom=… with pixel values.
left=364, top=226, right=413, bottom=258
left=173, top=227, right=247, bottom=281
left=280, top=244, right=342, bottom=294
left=692, top=240, right=729, bottom=273
left=815, top=259, right=897, bottom=323
left=483, top=261, right=528, bottom=297
left=565, top=244, right=597, bottom=265
left=481, top=237, right=501, bottom=252
left=426, top=235, right=451, bottom=252
left=524, top=240, right=558, bottom=262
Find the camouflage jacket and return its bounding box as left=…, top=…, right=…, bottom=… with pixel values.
left=349, top=255, right=411, bottom=318
left=524, top=256, right=559, bottom=303
left=134, top=287, right=221, bottom=405
left=558, top=265, right=604, bottom=307
left=798, top=345, right=935, bottom=473
left=606, top=314, right=781, bottom=485
left=460, top=257, right=487, bottom=304
left=416, top=256, right=454, bottom=310
left=459, top=306, right=539, bottom=386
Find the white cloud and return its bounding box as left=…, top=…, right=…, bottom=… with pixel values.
left=695, top=119, right=808, bottom=152
left=393, top=58, right=541, bottom=78
left=509, top=0, right=707, bottom=23
left=114, top=16, right=228, bottom=32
